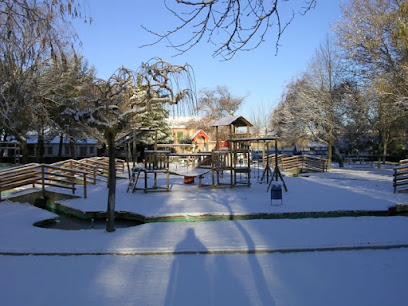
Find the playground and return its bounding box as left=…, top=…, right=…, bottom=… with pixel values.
left=1, top=116, right=408, bottom=305
left=1, top=162, right=408, bottom=305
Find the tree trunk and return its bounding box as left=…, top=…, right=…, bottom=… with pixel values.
left=334, top=145, right=344, bottom=168
left=37, top=131, right=44, bottom=163
left=106, top=129, right=116, bottom=232
left=20, top=139, right=28, bottom=164
left=58, top=134, right=64, bottom=159
left=382, top=140, right=388, bottom=164
left=377, top=142, right=382, bottom=169
left=70, top=137, right=76, bottom=159
left=327, top=137, right=333, bottom=170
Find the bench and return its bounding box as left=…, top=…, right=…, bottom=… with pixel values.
left=169, top=168, right=211, bottom=187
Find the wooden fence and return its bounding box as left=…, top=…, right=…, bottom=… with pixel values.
left=0, top=164, right=88, bottom=201
left=266, top=154, right=328, bottom=173
left=89, top=157, right=126, bottom=173
left=393, top=159, right=408, bottom=193
left=52, top=159, right=97, bottom=184
left=81, top=157, right=125, bottom=180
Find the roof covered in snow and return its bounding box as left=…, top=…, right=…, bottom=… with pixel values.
left=191, top=129, right=209, bottom=141
left=212, top=116, right=253, bottom=127
left=10, top=136, right=98, bottom=145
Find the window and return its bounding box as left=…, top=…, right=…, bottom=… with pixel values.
left=64, top=145, right=70, bottom=155
left=89, top=146, right=95, bottom=154
left=47, top=147, right=53, bottom=155
left=177, top=131, right=183, bottom=140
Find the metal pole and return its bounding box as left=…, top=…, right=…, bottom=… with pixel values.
left=275, top=140, right=279, bottom=181
left=133, top=129, right=137, bottom=167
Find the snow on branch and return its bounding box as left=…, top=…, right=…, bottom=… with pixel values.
left=68, top=58, right=196, bottom=134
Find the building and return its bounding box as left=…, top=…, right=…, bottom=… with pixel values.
left=166, top=117, right=214, bottom=153
left=26, top=136, right=98, bottom=159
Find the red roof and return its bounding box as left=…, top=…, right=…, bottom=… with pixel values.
left=191, top=130, right=209, bottom=142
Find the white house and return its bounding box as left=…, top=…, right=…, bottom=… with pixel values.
left=26, top=136, right=98, bottom=158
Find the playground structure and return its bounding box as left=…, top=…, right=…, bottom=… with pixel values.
left=0, top=141, right=21, bottom=165
left=127, top=150, right=213, bottom=193
left=126, top=116, right=294, bottom=192
left=0, top=116, right=329, bottom=198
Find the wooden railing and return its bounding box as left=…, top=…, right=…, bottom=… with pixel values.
left=80, top=157, right=125, bottom=180
left=302, top=155, right=328, bottom=172
left=393, top=159, right=408, bottom=193
left=52, top=159, right=97, bottom=184
left=144, top=150, right=170, bottom=171
left=169, top=152, right=212, bottom=168
left=0, top=164, right=88, bottom=201
left=88, top=157, right=126, bottom=173
left=266, top=154, right=327, bottom=173
left=0, top=164, right=42, bottom=201
left=211, top=150, right=232, bottom=171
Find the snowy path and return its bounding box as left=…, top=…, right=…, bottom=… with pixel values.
left=1, top=201, right=408, bottom=255
left=2, top=249, right=408, bottom=306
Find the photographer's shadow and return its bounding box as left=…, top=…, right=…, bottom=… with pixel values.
left=165, top=228, right=210, bottom=306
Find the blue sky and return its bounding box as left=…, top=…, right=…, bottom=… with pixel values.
left=72, top=0, right=344, bottom=118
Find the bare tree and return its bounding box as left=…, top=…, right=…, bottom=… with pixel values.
left=334, top=0, right=408, bottom=164
left=0, top=0, right=86, bottom=162
left=186, top=85, right=245, bottom=139
left=249, top=102, right=273, bottom=136
left=196, top=86, right=244, bottom=118
left=274, top=37, right=348, bottom=168
left=68, top=59, right=195, bottom=232
left=143, top=0, right=317, bottom=59
left=334, top=0, right=406, bottom=81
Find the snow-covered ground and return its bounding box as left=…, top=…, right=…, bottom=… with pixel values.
left=1, top=164, right=408, bottom=305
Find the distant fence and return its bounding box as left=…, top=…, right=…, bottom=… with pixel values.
left=266, top=154, right=328, bottom=173
left=393, top=159, right=408, bottom=193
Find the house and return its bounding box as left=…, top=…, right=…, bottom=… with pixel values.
left=26, top=136, right=98, bottom=159
left=166, top=116, right=196, bottom=143
left=166, top=117, right=215, bottom=153
left=190, top=129, right=210, bottom=152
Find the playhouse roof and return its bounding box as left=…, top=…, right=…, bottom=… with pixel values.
left=190, top=129, right=209, bottom=142
left=211, top=116, right=253, bottom=127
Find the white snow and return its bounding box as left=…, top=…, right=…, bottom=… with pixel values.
left=1, top=163, right=408, bottom=305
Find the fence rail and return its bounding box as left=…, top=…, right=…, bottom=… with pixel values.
left=81, top=157, right=125, bottom=180
left=52, top=159, right=97, bottom=184
left=0, top=164, right=88, bottom=201
left=393, top=159, right=408, bottom=193
left=266, top=154, right=327, bottom=173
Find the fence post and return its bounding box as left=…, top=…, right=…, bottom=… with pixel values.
left=83, top=173, right=87, bottom=198
left=71, top=170, right=75, bottom=194
left=41, top=165, right=45, bottom=197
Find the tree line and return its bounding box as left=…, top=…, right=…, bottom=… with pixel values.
left=272, top=0, right=408, bottom=168
left=0, top=1, right=197, bottom=164
left=0, top=0, right=196, bottom=231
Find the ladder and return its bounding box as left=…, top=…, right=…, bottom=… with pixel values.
left=126, top=167, right=144, bottom=193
